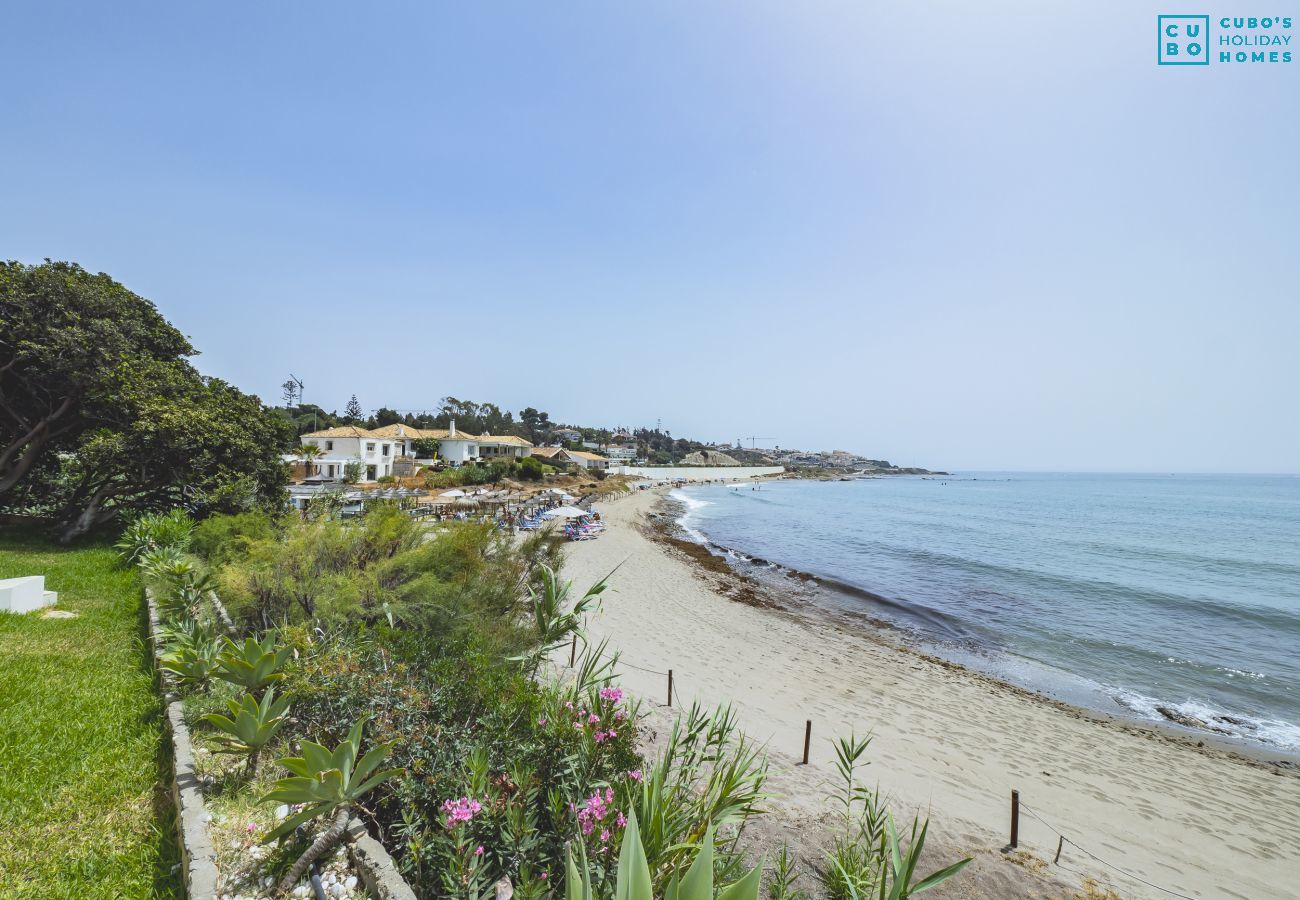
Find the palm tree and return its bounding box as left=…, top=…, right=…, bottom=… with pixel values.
left=298, top=444, right=323, bottom=479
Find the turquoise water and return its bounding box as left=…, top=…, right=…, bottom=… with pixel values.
left=674, top=473, right=1300, bottom=753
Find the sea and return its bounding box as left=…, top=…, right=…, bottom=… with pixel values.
left=671, top=473, right=1300, bottom=755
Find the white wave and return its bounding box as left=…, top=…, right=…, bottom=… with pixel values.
left=1109, top=689, right=1300, bottom=751
left=669, top=488, right=713, bottom=511
left=669, top=489, right=712, bottom=543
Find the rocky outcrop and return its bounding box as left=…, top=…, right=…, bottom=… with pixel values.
left=680, top=449, right=742, bottom=466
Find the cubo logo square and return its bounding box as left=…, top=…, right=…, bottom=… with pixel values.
left=1159, top=15, right=1211, bottom=64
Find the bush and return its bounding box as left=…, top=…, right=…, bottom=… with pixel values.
left=410, top=438, right=440, bottom=458
left=517, top=457, right=548, bottom=481
left=377, top=475, right=396, bottom=484
left=190, top=511, right=277, bottom=565
left=282, top=631, right=643, bottom=896
left=343, top=461, right=363, bottom=484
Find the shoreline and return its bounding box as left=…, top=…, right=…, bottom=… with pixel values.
left=656, top=491, right=1300, bottom=771
left=563, top=485, right=1300, bottom=900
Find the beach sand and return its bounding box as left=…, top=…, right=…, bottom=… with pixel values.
left=560, top=486, right=1300, bottom=900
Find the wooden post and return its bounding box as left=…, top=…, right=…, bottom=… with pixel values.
left=1053, top=835, right=1063, bottom=864
left=801, top=720, right=812, bottom=765
left=569, top=633, right=577, bottom=667
left=667, top=669, right=674, bottom=707
left=1010, top=790, right=1020, bottom=849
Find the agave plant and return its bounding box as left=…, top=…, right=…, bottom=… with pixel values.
left=262, top=719, right=400, bottom=894
left=214, top=634, right=291, bottom=694
left=159, top=622, right=222, bottom=689
left=138, top=545, right=188, bottom=580
left=115, top=509, right=194, bottom=564
left=201, top=688, right=291, bottom=772
left=566, top=815, right=761, bottom=900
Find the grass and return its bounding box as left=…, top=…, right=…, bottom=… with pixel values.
left=0, top=528, right=181, bottom=899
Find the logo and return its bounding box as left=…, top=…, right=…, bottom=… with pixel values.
left=1159, top=15, right=1210, bottom=64
left=1158, top=15, right=1293, bottom=64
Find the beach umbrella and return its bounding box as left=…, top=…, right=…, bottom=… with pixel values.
left=541, top=506, right=588, bottom=520
left=440, top=489, right=467, bottom=497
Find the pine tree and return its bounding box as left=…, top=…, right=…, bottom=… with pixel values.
left=344, top=394, right=362, bottom=422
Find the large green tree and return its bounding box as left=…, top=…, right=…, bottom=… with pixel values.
left=0, top=260, right=292, bottom=540
left=0, top=260, right=194, bottom=495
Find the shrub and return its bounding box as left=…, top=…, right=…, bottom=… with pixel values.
left=281, top=630, right=642, bottom=896
left=377, top=475, right=396, bottom=484
left=517, top=457, right=547, bottom=481
left=342, top=461, right=363, bottom=484
left=411, top=438, right=440, bottom=458
left=190, top=510, right=277, bottom=565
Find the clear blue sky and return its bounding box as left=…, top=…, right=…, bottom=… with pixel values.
left=3, top=1, right=1296, bottom=472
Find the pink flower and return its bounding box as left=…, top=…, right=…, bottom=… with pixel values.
left=575, top=790, right=612, bottom=836
left=245, top=822, right=258, bottom=834
left=614, top=710, right=627, bottom=721
left=564, top=700, right=574, bottom=710
left=616, top=812, right=627, bottom=827
left=540, top=872, right=549, bottom=881
left=627, top=769, right=643, bottom=782
left=600, top=829, right=611, bottom=842
left=587, top=713, right=600, bottom=725
left=441, top=797, right=482, bottom=828
left=599, top=687, right=624, bottom=703
left=538, top=716, right=548, bottom=726
left=475, top=846, right=485, bottom=857
left=608, top=729, right=618, bottom=739
left=604, top=787, right=614, bottom=803
left=593, top=731, right=607, bottom=743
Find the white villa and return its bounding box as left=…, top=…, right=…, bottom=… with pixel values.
left=298, top=421, right=535, bottom=483
left=560, top=449, right=613, bottom=471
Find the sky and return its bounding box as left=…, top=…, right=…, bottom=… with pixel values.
left=2, top=1, right=1297, bottom=473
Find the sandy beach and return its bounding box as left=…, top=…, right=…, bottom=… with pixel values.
left=561, top=486, right=1300, bottom=900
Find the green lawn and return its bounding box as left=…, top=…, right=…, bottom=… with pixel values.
left=0, top=529, right=181, bottom=899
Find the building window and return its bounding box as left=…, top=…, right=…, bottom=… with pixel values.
left=382, top=444, right=390, bottom=456
left=366, top=442, right=376, bottom=452
left=325, top=440, right=334, bottom=451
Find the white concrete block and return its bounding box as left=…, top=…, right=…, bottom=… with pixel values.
left=0, top=576, right=57, bottom=614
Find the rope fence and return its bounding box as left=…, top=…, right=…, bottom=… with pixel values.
left=1014, top=796, right=1200, bottom=900
left=565, top=637, right=1206, bottom=899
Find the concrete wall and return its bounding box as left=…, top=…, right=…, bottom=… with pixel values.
left=613, top=465, right=785, bottom=481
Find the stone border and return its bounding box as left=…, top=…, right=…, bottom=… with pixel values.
left=344, top=818, right=419, bottom=899
left=145, top=587, right=220, bottom=899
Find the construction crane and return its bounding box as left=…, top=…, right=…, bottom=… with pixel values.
left=738, top=436, right=775, bottom=450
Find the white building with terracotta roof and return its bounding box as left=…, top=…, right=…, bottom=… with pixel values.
left=299, top=426, right=397, bottom=482
left=300, top=420, right=534, bottom=482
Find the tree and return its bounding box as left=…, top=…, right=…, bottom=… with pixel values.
left=298, top=444, right=323, bottom=478
left=43, top=360, right=292, bottom=541
left=0, top=260, right=194, bottom=499
left=410, top=438, right=439, bottom=459
left=281, top=379, right=299, bottom=407
left=344, top=394, right=363, bottom=422
left=519, top=407, right=552, bottom=443
left=373, top=407, right=400, bottom=427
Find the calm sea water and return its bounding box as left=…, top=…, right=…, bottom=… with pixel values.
left=674, top=473, right=1300, bottom=753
